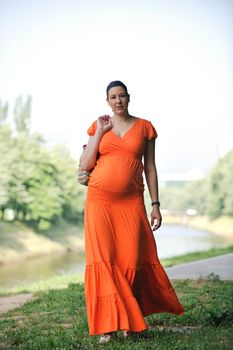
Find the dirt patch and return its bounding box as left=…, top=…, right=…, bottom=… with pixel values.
left=0, top=293, right=35, bottom=315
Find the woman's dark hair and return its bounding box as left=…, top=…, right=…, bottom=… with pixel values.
left=106, top=80, right=129, bottom=98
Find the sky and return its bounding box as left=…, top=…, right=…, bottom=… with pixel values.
left=0, top=0, right=233, bottom=178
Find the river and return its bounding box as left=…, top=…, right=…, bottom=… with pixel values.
left=0, top=224, right=233, bottom=290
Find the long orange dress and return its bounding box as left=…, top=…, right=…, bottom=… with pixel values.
left=84, top=117, right=184, bottom=335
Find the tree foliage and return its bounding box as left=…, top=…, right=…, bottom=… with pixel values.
left=160, top=149, right=233, bottom=218
left=14, top=95, right=31, bottom=134
left=0, top=100, right=8, bottom=126
left=0, top=96, right=86, bottom=230
left=205, top=150, right=233, bottom=218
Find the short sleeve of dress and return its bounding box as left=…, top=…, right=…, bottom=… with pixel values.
left=87, top=120, right=97, bottom=136
left=145, top=120, right=158, bottom=141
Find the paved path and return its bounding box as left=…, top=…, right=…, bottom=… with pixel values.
left=0, top=254, right=232, bottom=316
left=165, top=253, right=233, bottom=280
left=0, top=293, right=34, bottom=315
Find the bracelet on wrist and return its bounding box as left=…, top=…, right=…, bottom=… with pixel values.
left=151, top=201, right=160, bottom=207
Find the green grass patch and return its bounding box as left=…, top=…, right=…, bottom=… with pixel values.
left=161, top=245, right=233, bottom=267
left=0, top=276, right=233, bottom=349
left=0, top=273, right=84, bottom=296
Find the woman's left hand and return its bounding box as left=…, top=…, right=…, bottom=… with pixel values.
left=151, top=206, right=162, bottom=231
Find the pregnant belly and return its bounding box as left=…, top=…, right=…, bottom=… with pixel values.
left=89, top=157, right=143, bottom=192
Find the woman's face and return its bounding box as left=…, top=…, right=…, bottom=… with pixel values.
left=107, top=86, right=129, bottom=115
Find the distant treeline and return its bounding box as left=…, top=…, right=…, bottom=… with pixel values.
left=0, top=96, right=86, bottom=230
left=1, top=97, right=232, bottom=228
left=160, top=149, right=233, bottom=218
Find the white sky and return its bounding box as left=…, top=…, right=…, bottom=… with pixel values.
left=0, top=0, right=233, bottom=175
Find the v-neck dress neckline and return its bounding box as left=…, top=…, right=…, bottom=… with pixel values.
left=110, top=118, right=139, bottom=139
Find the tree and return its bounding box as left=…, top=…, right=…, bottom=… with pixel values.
left=205, top=150, right=233, bottom=218
left=0, top=101, right=12, bottom=217
left=49, top=145, right=86, bottom=221
left=14, top=95, right=32, bottom=134
left=160, top=149, right=233, bottom=218
left=0, top=100, right=8, bottom=127
left=0, top=95, right=86, bottom=228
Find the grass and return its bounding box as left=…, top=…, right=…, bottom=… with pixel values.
left=0, top=273, right=85, bottom=296
left=0, top=275, right=233, bottom=349
left=161, top=245, right=233, bottom=267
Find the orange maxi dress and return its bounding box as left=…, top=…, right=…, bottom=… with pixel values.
left=84, top=117, right=184, bottom=335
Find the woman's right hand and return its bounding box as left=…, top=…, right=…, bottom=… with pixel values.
left=78, top=165, right=90, bottom=186
left=96, top=115, right=112, bottom=134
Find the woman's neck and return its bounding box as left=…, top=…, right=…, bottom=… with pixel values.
left=112, top=112, right=131, bottom=123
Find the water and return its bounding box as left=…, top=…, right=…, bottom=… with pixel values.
left=0, top=225, right=232, bottom=290
left=0, top=252, right=86, bottom=291
left=155, top=224, right=233, bottom=259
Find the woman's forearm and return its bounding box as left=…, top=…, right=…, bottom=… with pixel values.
left=80, top=130, right=103, bottom=170
left=144, top=167, right=159, bottom=202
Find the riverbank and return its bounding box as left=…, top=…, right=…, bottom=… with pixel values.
left=1, top=245, right=232, bottom=296
left=0, top=220, right=85, bottom=265
left=1, top=215, right=233, bottom=265
left=162, top=214, right=233, bottom=238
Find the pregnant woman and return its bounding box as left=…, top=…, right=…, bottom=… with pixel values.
left=79, top=80, right=184, bottom=343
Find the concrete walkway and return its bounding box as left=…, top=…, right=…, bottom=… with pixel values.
left=165, top=253, right=233, bottom=280
left=0, top=254, right=232, bottom=316
left=0, top=293, right=34, bottom=315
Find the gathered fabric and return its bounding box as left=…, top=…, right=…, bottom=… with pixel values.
left=84, top=118, right=185, bottom=335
